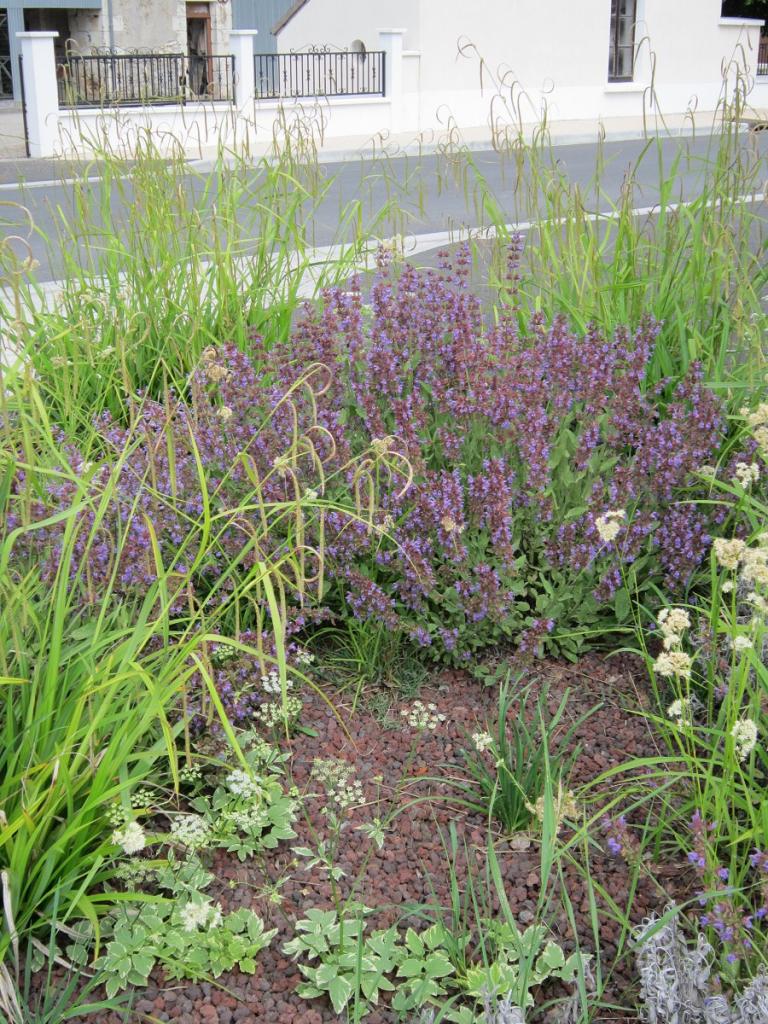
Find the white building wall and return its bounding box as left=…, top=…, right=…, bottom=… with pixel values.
left=277, top=0, right=419, bottom=52
left=277, top=0, right=766, bottom=131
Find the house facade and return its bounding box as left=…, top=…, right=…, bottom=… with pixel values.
left=0, top=0, right=230, bottom=99
left=273, top=0, right=767, bottom=130
left=231, top=0, right=290, bottom=53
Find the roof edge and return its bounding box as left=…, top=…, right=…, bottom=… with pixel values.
left=272, top=0, right=312, bottom=36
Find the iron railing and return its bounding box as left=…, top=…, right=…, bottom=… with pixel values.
left=758, top=38, right=768, bottom=77
left=56, top=53, right=236, bottom=107
left=254, top=48, right=385, bottom=99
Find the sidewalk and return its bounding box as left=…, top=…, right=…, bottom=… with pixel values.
left=0, top=102, right=26, bottom=161
left=0, top=107, right=762, bottom=182
left=191, top=109, right=758, bottom=168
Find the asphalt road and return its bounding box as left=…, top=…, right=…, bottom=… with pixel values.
left=1, top=132, right=767, bottom=284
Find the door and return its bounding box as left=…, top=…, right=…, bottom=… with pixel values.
left=186, top=3, right=213, bottom=97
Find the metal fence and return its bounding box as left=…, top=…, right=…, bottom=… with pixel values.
left=759, top=38, right=768, bottom=77
left=56, top=53, right=236, bottom=107
left=254, top=49, right=385, bottom=100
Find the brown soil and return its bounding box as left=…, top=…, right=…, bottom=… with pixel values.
left=68, top=652, right=683, bottom=1023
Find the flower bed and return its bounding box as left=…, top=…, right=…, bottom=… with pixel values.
left=2, top=129, right=768, bottom=1022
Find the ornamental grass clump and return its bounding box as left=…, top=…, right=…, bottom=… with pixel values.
left=455, top=676, right=594, bottom=834
left=598, top=422, right=768, bottom=984
left=0, top=355, right=367, bottom=968
left=1, top=345, right=399, bottom=725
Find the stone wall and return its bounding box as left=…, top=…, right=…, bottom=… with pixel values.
left=67, top=1, right=230, bottom=56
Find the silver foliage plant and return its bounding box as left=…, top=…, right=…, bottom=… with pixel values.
left=410, top=994, right=525, bottom=1023
left=478, top=995, right=526, bottom=1024
left=635, top=910, right=768, bottom=1024
left=409, top=965, right=595, bottom=1023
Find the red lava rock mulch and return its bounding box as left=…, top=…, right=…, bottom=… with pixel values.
left=69, top=652, right=683, bottom=1023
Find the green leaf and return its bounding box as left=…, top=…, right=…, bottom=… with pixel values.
left=538, top=941, right=565, bottom=970
left=314, top=961, right=340, bottom=986
left=292, top=847, right=315, bottom=858
left=130, top=954, right=155, bottom=978
left=297, top=983, right=323, bottom=1000
left=327, top=973, right=353, bottom=1014
left=398, top=957, right=428, bottom=978
left=614, top=586, right=631, bottom=621
left=404, top=928, right=424, bottom=956
left=105, top=976, right=122, bottom=999
left=425, top=953, right=453, bottom=978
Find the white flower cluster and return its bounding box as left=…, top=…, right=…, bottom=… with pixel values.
left=201, top=346, right=231, bottom=384
left=169, top=813, right=211, bottom=850
left=225, top=769, right=263, bottom=801
left=296, top=649, right=315, bottom=667
left=658, top=607, right=691, bottom=650
left=742, top=540, right=768, bottom=589
left=378, top=513, right=395, bottom=533
left=254, top=695, right=303, bottom=728
left=332, top=778, right=365, bottom=810
left=741, top=401, right=768, bottom=456
left=653, top=608, right=694, bottom=682
left=179, top=763, right=203, bottom=785
left=472, top=731, right=494, bottom=753
left=222, top=805, right=270, bottom=832
left=595, top=509, right=626, bottom=544
left=654, top=650, right=693, bottom=681
left=731, top=718, right=758, bottom=762
left=112, top=820, right=146, bottom=856
left=713, top=533, right=768, bottom=587
left=732, top=461, right=760, bottom=489
left=731, top=635, right=753, bottom=653
left=713, top=537, right=746, bottom=571
left=261, top=669, right=292, bottom=695
left=667, top=697, right=693, bottom=727
left=179, top=897, right=223, bottom=933
left=310, top=758, right=364, bottom=810
left=400, top=700, right=445, bottom=731
left=106, top=802, right=127, bottom=828
left=311, top=757, right=351, bottom=787
left=441, top=514, right=465, bottom=536
left=212, top=643, right=236, bottom=665
left=246, top=735, right=275, bottom=763
left=129, top=787, right=154, bottom=810
left=525, top=784, right=579, bottom=834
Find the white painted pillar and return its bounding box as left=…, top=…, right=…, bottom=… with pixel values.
left=17, top=32, right=59, bottom=158
left=377, top=28, right=406, bottom=132
left=230, top=29, right=258, bottom=107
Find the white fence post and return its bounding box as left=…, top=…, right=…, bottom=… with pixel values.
left=377, top=28, right=406, bottom=132
left=230, top=29, right=257, bottom=108
left=17, top=32, right=59, bottom=158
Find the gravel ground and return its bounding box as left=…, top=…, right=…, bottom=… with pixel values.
left=62, top=652, right=684, bottom=1024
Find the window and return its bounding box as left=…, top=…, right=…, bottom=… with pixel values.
left=608, top=0, right=637, bottom=82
